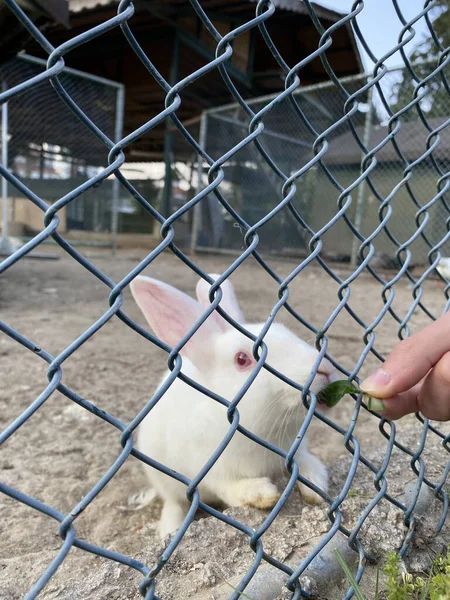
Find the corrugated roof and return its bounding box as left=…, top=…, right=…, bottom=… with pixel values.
left=280, top=0, right=348, bottom=20
left=249, top=0, right=344, bottom=17
left=70, top=0, right=113, bottom=13
left=69, top=0, right=345, bottom=19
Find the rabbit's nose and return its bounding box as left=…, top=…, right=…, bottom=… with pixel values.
left=317, top=358, right=337, bottom=382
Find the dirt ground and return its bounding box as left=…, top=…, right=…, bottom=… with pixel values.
left=1, top=247, right=450, bottom=599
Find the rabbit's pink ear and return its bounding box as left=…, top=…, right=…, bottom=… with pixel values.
left=196, top=273, right=246, bottom=325
left=130, top=276, right=225, bottom=363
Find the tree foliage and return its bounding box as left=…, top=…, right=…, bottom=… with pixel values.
left=390, top=0, right=449, bottom=120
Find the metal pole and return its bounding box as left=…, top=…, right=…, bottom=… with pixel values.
left=0, top=80, right=13, bottom=255
left=350, top=87, right=374, bottom=268
left=190, top=111, right=207, bottom=253
left=162, top=34, right=180, bottom=219
left=163, top=126, right=174, bottom=219
left=19, top=54, right=124, bottom=90
left=111, top=85, right=125, bottom=256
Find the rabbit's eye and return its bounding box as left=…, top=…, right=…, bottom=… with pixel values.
left=235, top=351, right=252, bottom=370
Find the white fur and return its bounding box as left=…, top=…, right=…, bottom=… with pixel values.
left=130, top=273, right=338, bottom=539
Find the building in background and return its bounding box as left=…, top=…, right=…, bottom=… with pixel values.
left=0, top=0, right=362, bottom=247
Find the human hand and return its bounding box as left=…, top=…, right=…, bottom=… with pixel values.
left=360, top=311, right=450, bottom=421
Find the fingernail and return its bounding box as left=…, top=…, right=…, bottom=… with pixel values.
left=367, top=397, right=385, bottom=412
left=360, top=368, right=391, bottom=393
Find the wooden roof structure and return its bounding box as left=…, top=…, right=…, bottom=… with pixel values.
left=19, top=0, right=363, bottom=162
left=0, top=0, right=69, bottom=64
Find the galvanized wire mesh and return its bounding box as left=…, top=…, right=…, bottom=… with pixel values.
left=0, top=54, right=122, bottom=237
left=196, top=64, right=450, bottom=263
left=1, top=1, right=450, bottom=599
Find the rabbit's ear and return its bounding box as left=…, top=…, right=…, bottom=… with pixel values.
left=196, top=273, right=246, bottom=325
left=130, top=276, right=226, bottom=363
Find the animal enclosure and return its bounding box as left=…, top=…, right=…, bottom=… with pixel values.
left=194, top=65, right=450, bottom=263
left=1, top=0, right=450, bottom=599
left=0, top=54, right=125, bottom=250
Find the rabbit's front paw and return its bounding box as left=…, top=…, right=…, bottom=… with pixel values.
left=238, top=477, right=281, bottom=509
left=159, top=499, right=189, bottom=540
left=220, top=477, right=280, bottom=509
left=297, top=454, right=328, bottom=506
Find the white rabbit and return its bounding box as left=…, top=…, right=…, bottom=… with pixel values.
left=130, top=273, right=338, bottom=540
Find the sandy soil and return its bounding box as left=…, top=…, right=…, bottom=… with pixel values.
left=1, top=247, right=449, bottom=599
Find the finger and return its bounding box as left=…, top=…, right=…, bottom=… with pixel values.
left=417, top=351, right=450, bottom=421
left=360, top=311, right=450, bottom=398
left=380, top=353, right=450, bottom=421
left=374, top=383, right=422, bottom=420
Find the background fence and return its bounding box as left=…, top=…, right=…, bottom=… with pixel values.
left=0, top=53, right=125, bottom=252
left=1, top=0, right=450, bottom=599
left=193, top=63, right=450, bottom=265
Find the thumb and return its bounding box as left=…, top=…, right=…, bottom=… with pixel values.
left=360, top=312, right=450, bottom=398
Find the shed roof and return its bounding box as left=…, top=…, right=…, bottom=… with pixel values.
left=0, top=0, right=69, bottom=66
left=16, top=0, right=363, bottom=162
left=324, top=117, right=450, bottom=166
left=69, top=0, right=347, bottom=22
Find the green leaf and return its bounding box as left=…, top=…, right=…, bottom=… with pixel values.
left=420, top=581, right=430, bottom=600
left=318, top=380, right=361, bottom=407
left=334, top=549, right=367, bottom=600
left=216, top=573, right=255, bottom=600
left=318, top=379, right=385, bottom=413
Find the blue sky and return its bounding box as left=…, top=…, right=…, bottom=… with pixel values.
left=318, top=0, right=432, bottom=70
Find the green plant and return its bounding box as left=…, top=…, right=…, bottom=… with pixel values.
left=384, top=552, right=416, bottom=600
left=334, top=548, right=367, bottom=600
left=427, top=550, right=450, bottom=600
left=335, top=548, right=450, bottom=600
left=217, top=573, right=255, bottom=599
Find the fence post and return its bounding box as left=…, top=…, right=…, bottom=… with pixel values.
left=0, top=79, right=13, bottom=255
left=111, top=84, right=125, bottom=256
left=162, top=34, right=180, bottom=219
left=190, top=111, right=208, bottom=253
left=350, top=86, right=373, bottom=268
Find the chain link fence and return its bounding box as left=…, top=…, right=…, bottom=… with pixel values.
left=1, top=0, right=450, bottom=599
left=193, top=64, right=450, bottom=265
left=0, top=53, right=124, bottom=252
